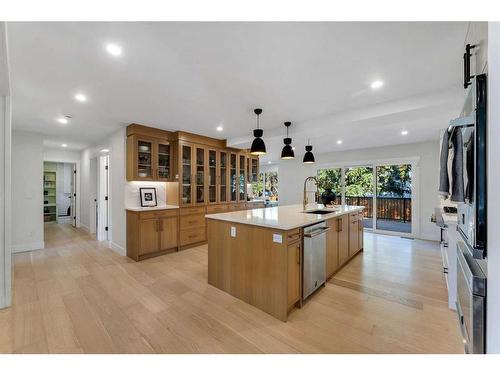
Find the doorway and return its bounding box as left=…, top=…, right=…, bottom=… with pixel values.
left=317, top=159, right=417, bottom=237
left=43, top=161, right=77, bottom=227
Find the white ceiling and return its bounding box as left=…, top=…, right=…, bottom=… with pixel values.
left=7, top=22, right=468, bottom=158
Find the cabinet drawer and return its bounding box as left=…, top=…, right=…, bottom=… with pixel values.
left=349, top=212, right=359, bottom=222
left=139, top=209, right=178, bottom=220
left=180, top=206, right=206, bottom=216
left=287, top=229, right=301, bottom=243
left=180, top=227, right=206, bottom=246
left=229, top=203, right=246, bottom=211
left=206, top=204, right=229, bottom=214
left=180, top=214, right=206, bottom=229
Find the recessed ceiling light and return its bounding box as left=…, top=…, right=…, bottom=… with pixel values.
left=401, top=130, right=408, bottom=135
left=57, top=117, right=69, bottom=125
left=370, top=80, right=384, bottom=90
left=337, top=140, right=343, bottom=144
left=268, top=161, right=272, bottom=164
left=106, top=43, right=123, bottom=57
left=74, top=93, right=87, bottom=102
left=216, top=125, right=223, bottom=132
left=61, top=143, right=67, bottom=148
left=100, top=148, right=110, bottom=153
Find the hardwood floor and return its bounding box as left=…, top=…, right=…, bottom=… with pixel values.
left=0, top=223, right=463, bottom=353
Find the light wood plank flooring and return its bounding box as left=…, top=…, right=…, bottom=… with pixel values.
left=0, top=223, right=463, bottom=353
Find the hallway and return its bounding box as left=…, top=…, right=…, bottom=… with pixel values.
left=0, top=225, right=463, bottom=353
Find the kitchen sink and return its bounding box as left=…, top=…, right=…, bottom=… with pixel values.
left=304, top=209, right=337, bottom=215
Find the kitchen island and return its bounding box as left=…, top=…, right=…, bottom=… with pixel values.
left=206, top=204, right=364, bottom=321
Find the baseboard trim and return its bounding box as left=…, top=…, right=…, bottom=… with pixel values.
left=110, top=241, right=126, bottom=256
left=80, top=223, right=90, bottom=233
left=12, top=241, right=45, bottom=254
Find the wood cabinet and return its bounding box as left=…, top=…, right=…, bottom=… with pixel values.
left=228, top=152, right=238, bottom=203
left=126, top=209, right=179, bottom=261
left=247, top=156, right=259, bottom=183
left=126, top=125, right=175, bottom=181
left=179, top=206, right=207, bottom=248
left=238, top=153, right=247, bottom=202
left=358, top=215, right=364, bottom=251
left=287, top=239, right=301, bottom=309
left=349, top=213, right=359, bottom=257
left=338, top=214, right=350, bottom=266
left=325, top=218, right=340, bottom=279
left=219, top=150, right=229, bottom=204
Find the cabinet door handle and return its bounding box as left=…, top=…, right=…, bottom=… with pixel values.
left=156, top=220, right=159, bottom=232
left=297, top=245, right=300, bottom=264
left=160, top=220, right=163, bottom=231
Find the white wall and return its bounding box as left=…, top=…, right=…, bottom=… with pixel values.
left=11, top=130, right=44, bottom=252
left=1, top=22, right=12, bottom=308
left=80, top=128, right=127, bottom=254
left=276, top=141, right=440, bottom=241
left=487, top=21, right=500, bottom=354
left=0, top=95, right=11, bottom=308
left=44, top=147, right=80, bottom=163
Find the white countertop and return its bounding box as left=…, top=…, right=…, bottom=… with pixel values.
left=205, top=204, right=364, bottom=231
left=126, top=204, right=179, bottom=212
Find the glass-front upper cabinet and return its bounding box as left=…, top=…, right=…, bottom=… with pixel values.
left=136, top=139, right=154, bottom=180
left=181, top=144, right=192, bottom=205
left=229, top=152, right=237, bottom=202
left=195, top=146, right=205, bottom=204
left=219, top=151, right=228, bottom=203
left=250, top=157, right=258, bottom=183
left=239, top=154, right=246, bottom=202
left=157, top=141, right=171, bottom=180
left=208, top=149, right=217, bottom=204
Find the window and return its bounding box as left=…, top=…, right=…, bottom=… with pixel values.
left=253, top=171, right=278, bottom=201
left=317, top=168, right=342, bottom=204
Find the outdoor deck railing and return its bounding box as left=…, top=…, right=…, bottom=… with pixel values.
left=330, top=196, right=411, bottom=222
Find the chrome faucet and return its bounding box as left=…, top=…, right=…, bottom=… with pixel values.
left=303, top=176, right=319, bottom=210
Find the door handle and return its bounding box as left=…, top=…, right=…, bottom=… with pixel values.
left=297, top=245, right=300, bottom=264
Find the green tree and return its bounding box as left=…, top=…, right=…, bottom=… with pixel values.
left=345, top=167, right=373, bottom=197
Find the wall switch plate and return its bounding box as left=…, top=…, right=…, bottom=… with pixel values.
left=230, top=226, right=236, bottom=237
left=273, top=233, right=282, bottom=243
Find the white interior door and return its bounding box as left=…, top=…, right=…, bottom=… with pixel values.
left=89, top=157, right=97, bottom=235
left=71, top=163, right=76, bottom=227
left=97, top=154, right=109, bottom=242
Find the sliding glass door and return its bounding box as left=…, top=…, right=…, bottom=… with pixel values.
left=317, top=161, right=415, bottom=236
left=345, top=166, right=373, bottom=229
left=375, top=164, right=412, bottom=234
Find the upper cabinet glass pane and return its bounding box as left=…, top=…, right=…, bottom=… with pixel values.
left=157, top=142, right=170, bottom=179
left=137, top=140, right=153, bottom=179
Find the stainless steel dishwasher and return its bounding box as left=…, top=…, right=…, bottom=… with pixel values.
left=303, top=221, right=329, bottom=300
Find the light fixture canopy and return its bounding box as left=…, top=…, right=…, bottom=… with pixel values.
left=371, top=80, right=384, bottom=89
left=303, top=139, right=315, bottom=164
left=250, top=108, right=266, bottom=155
left=281, top=121, right=295, bottom=160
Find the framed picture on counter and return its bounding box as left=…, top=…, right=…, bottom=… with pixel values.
left=139, top=187, right=157, bottom=207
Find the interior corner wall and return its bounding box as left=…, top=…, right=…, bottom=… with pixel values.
left=11, top=130, right=44, bottom=253
left=487, top=21, right=500, bottom=354
left=277, top=140, right=440, bottom=241
left=80, top=127, right=126, bottom=254
left=1, top=95, right=11, bottom=308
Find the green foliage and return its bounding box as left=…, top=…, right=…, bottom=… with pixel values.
left=317, top=168, right=341, bottom=195
left=345, top=167, right=373, bottom=197
left=376, top=165, right=412, bottom=197
left=317, top=164, right=411, bottom=198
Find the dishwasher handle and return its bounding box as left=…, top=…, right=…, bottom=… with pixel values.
left=304, top=227, right=329, bottom=238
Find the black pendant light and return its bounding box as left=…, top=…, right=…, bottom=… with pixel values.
left=303, top=138, right=315, bottom=164
left=250, top=108, right=266, bottom=155
left=281, top=121, right=295, bottom=160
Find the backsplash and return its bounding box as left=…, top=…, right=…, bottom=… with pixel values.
left=125, top=181, right=167, bottom=207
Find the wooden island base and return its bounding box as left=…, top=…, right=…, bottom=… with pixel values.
left=207, top=207, right=364, bottom=321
